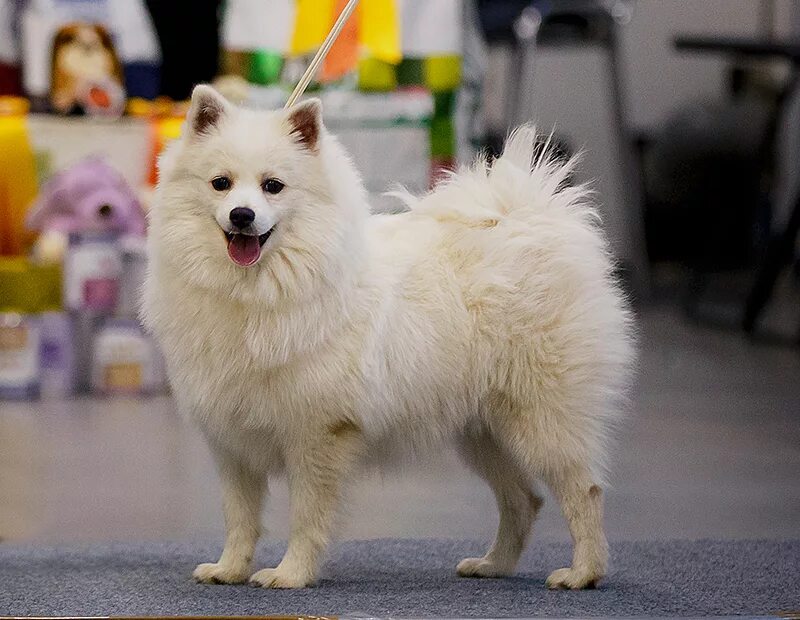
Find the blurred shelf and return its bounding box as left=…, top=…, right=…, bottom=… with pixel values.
left=27, top=114, right=151, bottom=188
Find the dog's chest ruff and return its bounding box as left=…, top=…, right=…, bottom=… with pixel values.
left=171, top=299, right=357, bottom=423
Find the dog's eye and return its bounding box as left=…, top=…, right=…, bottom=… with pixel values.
left=211, top=176, right=232, bottom=191
left=262, top=179, right=284, bottom=195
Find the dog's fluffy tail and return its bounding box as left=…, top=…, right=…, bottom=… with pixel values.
left=388, top=125, right=597, bottom=229
left=485, top=124, right=596, bottom=221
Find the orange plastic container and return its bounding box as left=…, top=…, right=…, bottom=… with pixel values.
left=128, top=97, right=187, bottom=187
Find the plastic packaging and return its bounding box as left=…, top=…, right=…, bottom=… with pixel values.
left=63, top=232, right=122, bottom=313
left=39, top=311, right=75, bottom=397
left=119, top=235, right=148, bottom=319
left=91, top=318, right=161, bottom=395
left=0, top=259, right=62, bottom=400
left=0, top=311, right=41, bottom=400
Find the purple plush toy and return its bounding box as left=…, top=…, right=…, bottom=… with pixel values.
left=27, top=157, right=146, bottom=237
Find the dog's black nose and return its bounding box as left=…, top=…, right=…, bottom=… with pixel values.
left=229, top=207, right=255, bottom=229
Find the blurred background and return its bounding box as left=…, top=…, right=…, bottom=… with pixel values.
left=0, top=0, right=798, bottom=546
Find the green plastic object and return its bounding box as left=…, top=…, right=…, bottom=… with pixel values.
left=424, top=55, right=462, bottom=93
left=358, top=57, right=398, bottom=92
left=433, top=91, right=456, bottom=116
left=0, top=258, right=61, bottom=313
left=430, top=115, right=455, bottom=159
left=248, top=50, right=284, bottom=85
left=396, top=58, right=424, bottom=87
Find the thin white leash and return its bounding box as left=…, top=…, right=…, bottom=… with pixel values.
left=284, top=0, right=360, bottom=108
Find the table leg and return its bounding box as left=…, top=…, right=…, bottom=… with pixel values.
left=743, top=186, right=800, bottom=333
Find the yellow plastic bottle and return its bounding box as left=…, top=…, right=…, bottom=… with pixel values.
left=0, top=97, right=39, bottom=256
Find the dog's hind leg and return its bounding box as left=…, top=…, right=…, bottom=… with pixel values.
left=541, top=462, right=608, bottom=589
left=490, top=402, right=609, bottom=589
left=456, top=426, right=543, bottom=578
left=193, top=449, right=266, bottom=584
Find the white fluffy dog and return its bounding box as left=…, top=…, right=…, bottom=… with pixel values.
left=142, top=85, right=634, bottom=590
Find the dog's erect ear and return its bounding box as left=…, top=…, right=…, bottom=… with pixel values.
left=187, top=85, right=230, bottom=137
left=286, top=98, right=322, bottom=152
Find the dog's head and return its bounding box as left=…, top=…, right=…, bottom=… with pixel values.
left=151, top=85, right=366, bottom=301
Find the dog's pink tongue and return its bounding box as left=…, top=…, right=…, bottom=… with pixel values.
left=227, top=235, right=261, bottom=267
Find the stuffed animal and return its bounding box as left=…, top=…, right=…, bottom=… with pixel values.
left=26, top=157, right=146, bottom=263
left=50, top=23, right=126, bottom=117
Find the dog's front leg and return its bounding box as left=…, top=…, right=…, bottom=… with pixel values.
left=194, top=449, right=266, bottom=584
left=250, top=422, right=362, bottom=588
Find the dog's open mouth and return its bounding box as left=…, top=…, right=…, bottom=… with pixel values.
left=224, top=228, right=274, bottom=267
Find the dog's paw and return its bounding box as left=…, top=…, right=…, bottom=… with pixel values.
left=456, top=557, right=513, bottom=578
left=545, top=567, right=602, bottom=589
left=193, top=562, right=249, bottom=584
left=249, top=566, right=314, bottom=589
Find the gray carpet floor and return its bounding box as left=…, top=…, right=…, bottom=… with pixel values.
left=1, top=539, right=798, bottom=617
